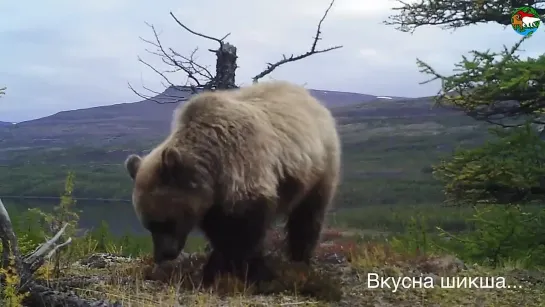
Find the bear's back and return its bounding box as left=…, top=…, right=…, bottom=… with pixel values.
left=232, top=81, right=338, bottom=174
left=169, top=81, right=339, bottom=204
left=233, top=81, right=335, bottom=137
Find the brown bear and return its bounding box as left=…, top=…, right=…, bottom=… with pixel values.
left=124, top=80, right=341, bottom=285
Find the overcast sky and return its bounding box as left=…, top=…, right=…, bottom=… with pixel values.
left=0, top=0, right=542, bottom=122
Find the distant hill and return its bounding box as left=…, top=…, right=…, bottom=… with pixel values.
left=0, top=121, right=12, bottom=127
left=110, top=85, right=392, bottom=107
left=0, top=86, right=413, bottom=149
left=0, top=85, right=490, bottom=210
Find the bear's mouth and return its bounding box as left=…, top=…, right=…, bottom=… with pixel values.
left=151, top=232, right=182, bottom=263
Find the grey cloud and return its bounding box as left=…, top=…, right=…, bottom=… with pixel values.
left=0, top=28, right=68, bottom=46
left=0, top=0, right=542, bottom=122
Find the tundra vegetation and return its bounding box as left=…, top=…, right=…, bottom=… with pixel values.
left=2, top=0, right=545, bottom=306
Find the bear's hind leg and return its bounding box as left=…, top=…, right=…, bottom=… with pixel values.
left=286, top=176, right=335, bottom=264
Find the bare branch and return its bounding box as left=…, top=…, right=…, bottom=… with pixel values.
left=140, top=22, right=210, bottom=89
left=170, top=47, right=215, bottom=80
left=252, top=0, right=343, bottom=82
left=128, top=21, right=219, bottom=103
left=169, top=12, right=230, bottom=46
left=24, top=223, right=72, bottom=276
left=129, top=16, right=237, bottom=103
left=137, top=56, right=177, bottom=88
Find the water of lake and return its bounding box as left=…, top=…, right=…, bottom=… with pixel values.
left=3, top=198, right=297, bottom=238
left=3, top=198, right=145, bottom=236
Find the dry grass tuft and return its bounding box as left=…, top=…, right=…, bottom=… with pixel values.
left=137, top=253, right=343, bottom=302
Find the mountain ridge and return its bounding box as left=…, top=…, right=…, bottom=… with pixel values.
left=0, top=86, right=462, bottom=152
left=3, top=86, right=411, bottom=125
left=0, top=84, right=488, bottom=207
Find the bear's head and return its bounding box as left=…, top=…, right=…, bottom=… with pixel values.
left=124, top=146, right=212, bottom=264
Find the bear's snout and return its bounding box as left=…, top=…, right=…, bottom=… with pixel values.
left=151, top=233, right=182, bottom=264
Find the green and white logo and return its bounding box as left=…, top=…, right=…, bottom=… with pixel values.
left=511, top=6, right=541, bottom=36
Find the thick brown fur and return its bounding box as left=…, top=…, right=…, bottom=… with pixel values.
left=124, top=80, right=341, bottom=286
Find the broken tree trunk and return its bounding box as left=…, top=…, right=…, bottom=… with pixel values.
left=211, top=42, right=238, bottom=90
left=0, top=198, right=121, bottom=307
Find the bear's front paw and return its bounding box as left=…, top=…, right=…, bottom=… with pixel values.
left=144, top=264, right=170, bottom=282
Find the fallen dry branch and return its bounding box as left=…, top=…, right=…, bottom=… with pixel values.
left=0, top=198, right=121, bottom=307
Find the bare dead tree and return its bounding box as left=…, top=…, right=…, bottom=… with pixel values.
left=0, top=199, right=120, bottom=306
left=129, top=0, right=342, bottom=104
left=127, top=20, right=231, bottom=104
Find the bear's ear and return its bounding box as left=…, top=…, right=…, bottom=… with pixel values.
left=125, top=154, right=142, bottom=180
left=159, top=146, right=186, bottom=185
